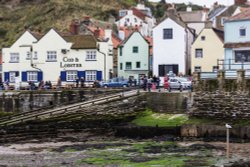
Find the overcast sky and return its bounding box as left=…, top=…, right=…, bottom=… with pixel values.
left=149, top=0, right=236, bottom=7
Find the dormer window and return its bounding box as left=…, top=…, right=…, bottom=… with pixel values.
left=240, top=28, right=246, bottom=37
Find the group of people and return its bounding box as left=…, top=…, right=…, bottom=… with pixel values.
left=140, top=75, right=161, bottom=92
left=75, top=77, right=85, bottom=88
left=37, top=80, right=53, bottom=90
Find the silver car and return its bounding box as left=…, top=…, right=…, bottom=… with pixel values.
left=168, top=77, right=192, bottom=91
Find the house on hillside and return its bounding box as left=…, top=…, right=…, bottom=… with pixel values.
left=191, top=22, right=224, bottom=73
left=208, top=0, right=249, bottom=30
left=223, top=8, right=250, bottom=70
left=178, top=6, right=209, bottom=35
left=153, top=12, right=195, bottom=77
left=2, top=29, right=113, bottom=88
left=118, top=31, right=149, bottom=80
left=116, top=4, right=155, bottom=37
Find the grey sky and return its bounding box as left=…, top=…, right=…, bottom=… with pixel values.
left=149, top=0, right=236, bottom=7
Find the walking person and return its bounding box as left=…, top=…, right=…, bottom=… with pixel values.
left=147, top=77, right=152, bottom=92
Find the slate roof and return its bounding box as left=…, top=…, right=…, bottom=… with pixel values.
left=226, top=7, right=250, bottom=21
left=212, top=28, right=224, bottom=42
left=63, top=35, right=97, bottom=49
left=178, top=11, right=204, bottom=23
left=208, top=6, right=227, bottom=19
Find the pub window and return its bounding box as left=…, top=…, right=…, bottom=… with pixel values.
left=66, top=71, right=77, bottom=81
left=10, top=53, right=19, bottom=63
left=46, top=51, right=57, bottom=62
left=86, top=51, right=96, bottom=60
left=27, top=71, right=38, bottom=82
left=86, top=71, right=96, bottom=81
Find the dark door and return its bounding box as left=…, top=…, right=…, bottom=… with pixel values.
left=158, top=64, right=179, bottom=77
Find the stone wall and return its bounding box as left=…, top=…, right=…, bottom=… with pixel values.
left=191, top=70, right=250, bottom=119
left=144, top=92, right=191, bottom=113
left=181, top=124, right=250, bottom=140
left=0, top=89, right=122, bottom=113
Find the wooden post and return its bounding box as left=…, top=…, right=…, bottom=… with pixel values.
left=226, top=128, right=230, bottom=159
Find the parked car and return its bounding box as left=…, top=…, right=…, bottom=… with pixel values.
left=168, top=77, right=192, bottom=92
left=100, top=78, right=129, bottom=88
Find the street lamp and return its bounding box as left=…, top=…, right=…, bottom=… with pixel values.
left=225, top=123, right=232, bottom=159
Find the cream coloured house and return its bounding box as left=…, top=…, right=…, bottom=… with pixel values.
left=191, top=24, right=224, bottom=73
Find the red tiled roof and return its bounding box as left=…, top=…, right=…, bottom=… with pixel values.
left=227, top=7, right=250, bottom=21
left=131, top=7, right=147, bottom=20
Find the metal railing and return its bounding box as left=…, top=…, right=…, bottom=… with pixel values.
left=217, top=59, right=250, bottom=70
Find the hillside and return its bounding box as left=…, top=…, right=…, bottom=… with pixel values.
left=0, top=0, right=137, bottom=48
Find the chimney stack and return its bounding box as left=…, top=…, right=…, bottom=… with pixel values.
left=234, top=0, right=247, bottom=5
left=94, top=27, right=101, bottom=37
left=69, top=19, right=80, bottom=35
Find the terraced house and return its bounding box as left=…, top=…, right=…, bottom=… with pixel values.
left=118, top=31, right=149, bottom=80
left=2, top=29, right=113, bottom=87
left=224, top=8, right=250, bottom=70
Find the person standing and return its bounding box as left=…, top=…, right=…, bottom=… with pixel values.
left=75, top=77, right=79, bottom=88
left=80, top=77, right=85, bottom=88
left=57, top=77, right=61, bottom=89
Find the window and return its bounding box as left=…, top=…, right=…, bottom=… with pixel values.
left=134, top=18, right=137, bottom=23
left=240, top=28, right=246, bottom=37
left=46, top=51, right=57, bottom=62
left=34, top=51, right=38, bottom=60
left=136, top=62, right=141, bottom=68
left=194, top=66, right=201, bottom=72
left=9, top=72, right=19, bottom=82
left=201, top=36, right=206, bottom=41
left=126, top=18, right=130, bottom=22
left=120, top=47, right=123, bottom=56
left=26, top=51, right=38, bottom=60
left=133, top=46, right=138, bottom=53
left=234, top=50, right=250, bottom=63
left=86, top=71, right=96, bottom=81
left=26, top=51, right=31, bottom=60
left=195, top=49, right=203, bottom=58
left=66, top=71, right=77, bottom=81
left=10, top=53, right=19, bottom=63
left=163, top=28, right=173, bottom=39
left=126, top=62, right=132, bottom=70
left=120, top=63, right=123, bottom=70
left=213, top=66, right=219, bottom=72
left=27, top=71, right=38, bottom=82
left=86, top=51, right=96, bottom=60
left=221, top=17, right=227, bottom=26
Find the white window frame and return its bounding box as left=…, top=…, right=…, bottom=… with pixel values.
left=86, top=71, right=96, bottom=81
left=86, top=51, right=96, bottom=61
left=66, top=71, right=77, bottom=81
left=9, top=72, right=16, bottom=83
left=46, top=51, right=57, bottom=62
left=10, top=53, right=19, bottom=63
left=27, top=71, right=38, bottom=82
left=194, top=66, right=201, bottom=72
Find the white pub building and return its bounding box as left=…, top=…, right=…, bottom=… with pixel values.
left=2, top=29, right=113, bottom=88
